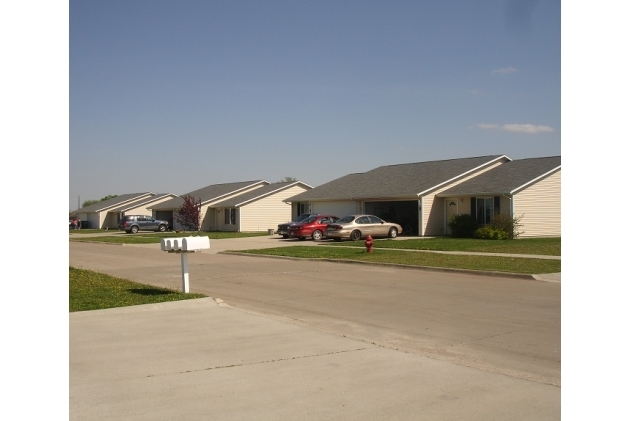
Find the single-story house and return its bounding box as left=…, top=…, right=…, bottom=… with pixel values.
left=285, top=155, right=560, bottom=238
left=150, top=180, right=312, bottom=232
left=71, top=192, right=178, bottom=229
left=437, top=156, right=561, bottom=237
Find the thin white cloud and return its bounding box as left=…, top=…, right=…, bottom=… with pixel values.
left=492, top=67, right=517, bottom=74
left=477, top=123, right=554, bottom=134
left=503, top=124, right=554, bottom=134
left=477, top=124, right=500, bottom=129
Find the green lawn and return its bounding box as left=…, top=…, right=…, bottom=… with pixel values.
left=235, top=246, right=561, bottom=274
left=68, top=229, right=110, bottom=234
left=324, top=237, right=561, bottom=256
left=69, top=267, right=206, bottom=312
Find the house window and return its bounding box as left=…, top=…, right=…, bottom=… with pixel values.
left=299, top=203, right=309, bottom=215
left=476, top=198, right=494, bottom=225
left=224, top=208, right=236, bottom=225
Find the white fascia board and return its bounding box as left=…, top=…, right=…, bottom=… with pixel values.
left=200, top=181, right=268, bottom=206
left=94, top=193, right=154, bottom=212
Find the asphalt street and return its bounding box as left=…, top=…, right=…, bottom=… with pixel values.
left=70, top=236, right=561, bottom=420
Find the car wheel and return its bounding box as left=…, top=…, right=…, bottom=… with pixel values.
left=158, top=224, right=166, bottom=232
left=130, top=226, right=139, bottom=234
left=311, top=230, right=323, bottom=241
left=282, top=234, right=289, bottom=239
left=350, top=230, right=361, bottom=241
left=388, top=227, right=398, bottom=238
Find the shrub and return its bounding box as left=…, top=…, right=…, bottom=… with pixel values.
left=474, top=213, right=524, bottom=240
left=448, top=214, right=479, bottom=238
left=474, top=225, right=510, bottom=240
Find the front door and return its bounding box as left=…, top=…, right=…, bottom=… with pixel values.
left=445, top=198, right=459, bottom=235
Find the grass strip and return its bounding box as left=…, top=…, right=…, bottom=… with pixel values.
left=234, top=247, right=561, bottom=274
left=323, top=237, right=561, bottom=256
left=70, top=267, right=206, bottom=312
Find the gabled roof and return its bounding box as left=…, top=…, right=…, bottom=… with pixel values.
left=437, top=156, right=561, bottom=197
left=109, top=193, right=178, bottom=212
left=286, top=155, right=508, bottom=202
left=74, top=193, right=154, bottom=213
left=212, top=181, right=312, bottom=208
left=150, top=180, right=268, bottom=210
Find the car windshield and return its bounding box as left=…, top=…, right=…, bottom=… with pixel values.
left=337, top=216, right=356, bottom=223
left=303, top=216, right=317, bottom=223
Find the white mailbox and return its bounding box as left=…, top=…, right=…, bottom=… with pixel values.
left=161, top=236, right=210, bottom=252
left=160, top=236, right=211, bottom=293
left=160, top=238, right=175, bottom=251
left=182, top=236, right=210, bottom=251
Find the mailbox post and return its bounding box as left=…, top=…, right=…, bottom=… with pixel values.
left=161, top=236, right=211, bottom=293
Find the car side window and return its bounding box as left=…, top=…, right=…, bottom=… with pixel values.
left=357, top=217, right=369, bottom=224
left=368, top=216, right=382, bottom=223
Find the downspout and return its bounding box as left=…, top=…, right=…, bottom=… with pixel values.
left=502, top=194, right=513, bottom=217
left=418, top=198, right=424, bottom=237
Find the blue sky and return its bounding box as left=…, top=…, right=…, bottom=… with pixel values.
left=69, top=0, right=560, bottom=209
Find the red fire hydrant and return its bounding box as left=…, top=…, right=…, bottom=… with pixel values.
left=364, top=235, right=374, bottom=253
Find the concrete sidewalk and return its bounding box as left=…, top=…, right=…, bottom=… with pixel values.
left=70, top=297, right=560, bottom=420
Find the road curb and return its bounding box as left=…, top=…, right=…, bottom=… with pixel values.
left=219, top=251, right=543, bottom=281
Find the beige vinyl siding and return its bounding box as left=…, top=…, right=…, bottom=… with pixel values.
left=239, top=186, right=309, bottom=232
left=311, top=201, right=359, bottom=217
left=421, top=161, right=505, bottom=236
left=199, top=206, right=213, bottom=231
left=512, top=170, right=561, bottom=238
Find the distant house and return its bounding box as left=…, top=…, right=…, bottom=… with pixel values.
left=71, top=193, right=178, bottom=229
left=285, top=155, right=561, bottom=238
left=150, top=180, right=312, bottom=232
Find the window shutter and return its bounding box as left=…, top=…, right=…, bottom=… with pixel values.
left=470, top=197, right=476, bottom=217
left=494, top=196, right=500, bottom=214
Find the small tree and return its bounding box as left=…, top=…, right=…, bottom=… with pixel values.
left=278, top=176, right=297, bottom=182
left=175, top=195, right=202, bottom=233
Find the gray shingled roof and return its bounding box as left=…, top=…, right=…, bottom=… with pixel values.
left=438, top=156, right=561, bottom=196
left=286, top=155, right=507, bottom=201
left=212, top=182, right=309, bottom=207
left=109, top=193, right=177, bottom=212
left=74, top=193, right=153, bottom=213
left=150, top=180, right=267, bottom=210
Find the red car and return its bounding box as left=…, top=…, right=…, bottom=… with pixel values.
left=287, top=214, right=339, bottom=241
